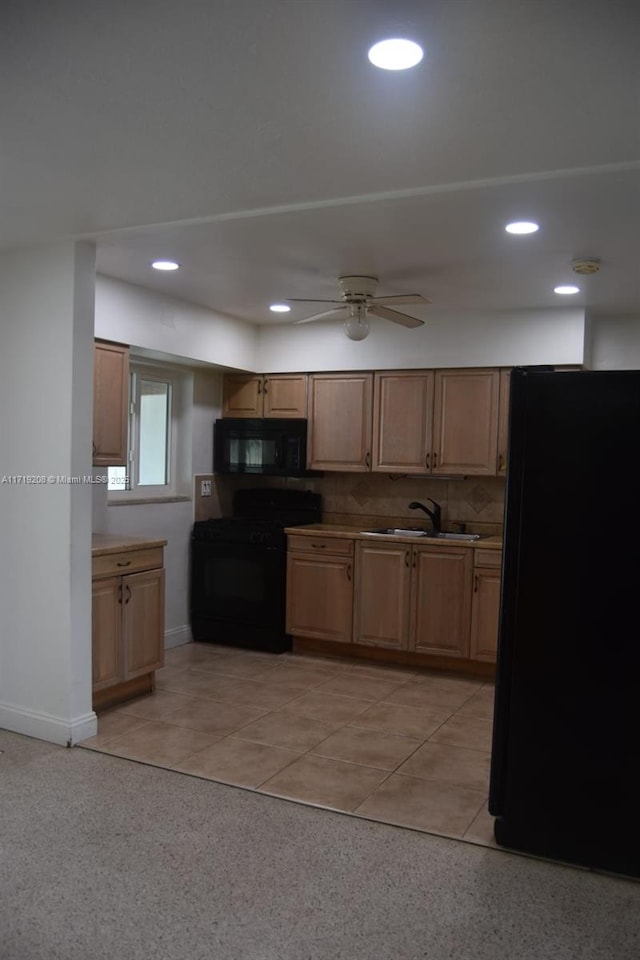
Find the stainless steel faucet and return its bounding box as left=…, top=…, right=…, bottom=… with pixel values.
left=408, top=499, right=442, bottom=536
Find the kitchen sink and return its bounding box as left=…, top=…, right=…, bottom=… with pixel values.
left=362, top=528, right=483, bottom=541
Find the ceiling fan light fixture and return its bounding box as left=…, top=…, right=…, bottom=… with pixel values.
left=344, top=303, right=370, bottom=341
left=367, top=39, right=423, bottom=71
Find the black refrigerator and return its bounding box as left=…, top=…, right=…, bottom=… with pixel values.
left=489, top=367, right=640, bottom=879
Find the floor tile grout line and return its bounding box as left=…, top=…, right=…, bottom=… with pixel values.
left=80, top=746, right=499, bottom=852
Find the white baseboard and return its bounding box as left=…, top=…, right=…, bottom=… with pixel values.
left=164, top=625, right=192, bottom=649
left=0, top=701, right=97, bottom=747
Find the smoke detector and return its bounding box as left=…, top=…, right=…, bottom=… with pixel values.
left=572, top=258, right=601, bottom=275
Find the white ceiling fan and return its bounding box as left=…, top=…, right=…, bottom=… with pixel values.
left=286, top=275, right=431, bottom=340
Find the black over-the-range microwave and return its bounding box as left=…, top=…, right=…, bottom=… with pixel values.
left=213, top=418, right=314, bottom=477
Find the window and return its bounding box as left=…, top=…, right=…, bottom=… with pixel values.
left=108, top=362, right=192, bottom=500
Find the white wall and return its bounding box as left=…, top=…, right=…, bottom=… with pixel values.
left=0, top=242, right=96, bottom=745
left=95, top=274, right=258, bottom=371
left=257, top=308, right=586, bottom=372
left=92, top=368, right=222, bottom=643
left=584, top=313, right=640, bottom=369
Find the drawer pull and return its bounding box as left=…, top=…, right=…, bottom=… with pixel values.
left=116, top=560, right=132, bottom=567
left=311, top=543, right=326, bottom=549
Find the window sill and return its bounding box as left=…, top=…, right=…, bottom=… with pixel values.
left=107, top=495, right=192, bottom=506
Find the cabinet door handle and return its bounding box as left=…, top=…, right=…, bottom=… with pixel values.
left=311, top=543, right=326, bottom=549
left=405, top=551, right=410, bottom=568
left=498, top=452, right=505, bottom=472
left=412, top=550, right=417, bottom=568
left=346, top=564, right=352, bottom=581
left=118, top=583, right=123, bottom=605
left=116, top=559, right=132, bottom=567
left=365, top=451, right=371, bottom=469
left=257, top=380, right=262, bottom=394
left=263, top=378, right=268, bottom=394
left=125, top=585, right=132, bottom=604
left=425, top=452, right=430, bottom=469
left=433, top=451, right=438, bottom=468
left=92, top=441, right=97, bottom=457
left=474, top=575, right=479, bottom=593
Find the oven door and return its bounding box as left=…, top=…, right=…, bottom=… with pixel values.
left=190, top=539, right=287, bottom=638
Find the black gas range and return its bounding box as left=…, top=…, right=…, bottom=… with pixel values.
left=190, top=488, right=322, bottom=653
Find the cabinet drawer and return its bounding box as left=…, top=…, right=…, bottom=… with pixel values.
left=474, top=549, right=502, bottom=569
left=288, top=535, right=354, bottom=556
left=92, top=547, right=163, bottom=579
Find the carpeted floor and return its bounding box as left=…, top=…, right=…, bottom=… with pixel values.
left=2, top=727, right=639, bottom=960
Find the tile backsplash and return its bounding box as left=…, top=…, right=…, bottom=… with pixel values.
left=212, top=472, right=505, bottom=535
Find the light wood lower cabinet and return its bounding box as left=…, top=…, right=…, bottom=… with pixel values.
left=353, top=542, right=412, bottom=649
left=288, top=535, right=502, bottom=667
left=470, top=566, right=502, bottom=662
left=286, top=538, right=354, bottom=642
left=411, top=547, right=473, bottom=657
left=92, top=544, right=165, bottom=708
left=353, top=542, right=472, bottom=658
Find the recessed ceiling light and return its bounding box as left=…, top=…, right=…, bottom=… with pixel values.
left=151, top=260, right=180, bottom=271
left=554, top=285, right=580, bottom=295
left=505, top=221, right=540, bottom=235
left=367, top=38, right=423, bottom=71
left=269, top=303, right=291, bottom=313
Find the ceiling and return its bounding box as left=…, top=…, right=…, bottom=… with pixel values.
left=2, top=0, right=639, bottom=330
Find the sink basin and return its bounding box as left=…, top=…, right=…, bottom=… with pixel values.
left=363, top=527, right=429, bottom=537
left=361, top=528, right=483, bottom=541
left=434, top=532, right=482, bottom=541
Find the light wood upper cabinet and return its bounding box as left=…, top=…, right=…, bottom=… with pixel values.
left=222, top=373, right=307, bottom=418
left=432, top=369, right=500, bottom=475
left=263, top=374, right=308, bottom=418
left=307, top=373, right=373, bottom=471
left=372, top=371, right=434, bottom=473
left=411, top=546, right=473, bottom=658
left=222, top=375, right=262, bottom=417
left=286, top=539, right=354, bottom=643
left=93, top=341, right=129, bottom=466
left=497, top=368, right=511, bottom=475
left=353, top=542, right=412, bottom=649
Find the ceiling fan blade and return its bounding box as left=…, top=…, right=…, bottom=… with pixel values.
left=371, top=294, right=431, bottom=306
left=292, top=307, right=346, bottom=325
left=285, top=297, right=344, bottom=304
left=368, top=305, right=425, bottom=328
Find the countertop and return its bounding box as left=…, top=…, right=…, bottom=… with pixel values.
left=92, top=534, right=168, bottom=557
left=284, top=523, right=503, bottom=550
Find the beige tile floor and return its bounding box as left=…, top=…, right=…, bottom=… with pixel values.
left=80, top=642, right=497, bottom=847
